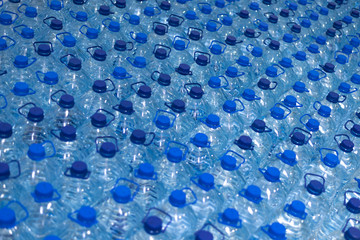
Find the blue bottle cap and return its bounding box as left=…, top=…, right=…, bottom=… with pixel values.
left=323, top=153, right=339, bottom=168
left=155, top=115, right=171, bottom=130
left=68, top=57, right=82, bottom=70
left=50, top=19, right=63, bottom=30
left=343, top=16, right=353, bottom=24
left=195, top=230, right=213, bottom=240
left=239, top=10, right=249, bottom=19
left=169, top=190, right=186, bottom=207
left=92, top=49, right=106, bottom=61
left=201, top=4, right=212, bottom=14
left=189, top=86, right=203, bottom=99
left=243, top=185, right=261, bottom=202
left=129, top=15, right=140, bottom=25
left=28, top=143, right=46, bottom=160
left=113, top=185, right=131, bottom=203
left=222, top=208, right=239, bottom=224
left=257, top=78, right=271, bottom=90
left=281, top=150, right=296, bottom=164
left=114, top=40, right=126, bottom=51
left=70, top=161, right=88, bottom=177
left=130, top=129, right=146, bottom=144
left=73, top=0, right=85, bottom=4
left=75, top=11, right=87, bottom=21
left=291, top=132, right=306, bottom=145
left=271, top=107, right=284, bottom=120
left=225, top=35, right=236, bottom=45
left=27, top=107, right=44, bottom=122
left=168, top=16, right=180, bottom=27
left=0, top=207, right=16, bottom=228
left=170, top=99, right=185, bottom=113
left=280, top=9, right=290, bottom=18
left=269, top=40, right=280, bottom=50
left=167, top=147, right=183, bottom=163
left=144, top=7, right=155, bottom=16
left=77, top=206, right=97, bottom=226
left=137, top=163, right=155, bottom=179
left=251, top=119, right=266, bottom=133
left=157, top=73, right=171, bottom=86
left=236, top=135, right=252, bottom=150
left=343, top=45, right=353, bottom=55
left=263, top=0, right=271, bottom=4
left=306, top=180, right=324, bottom=195
left=91, top=113, right=106, bottom=128
left=266, top=66, right=277, bottom=77
left=336, top=54, right=347, bottom=65
left=174, top=40, right=186, bottom=50
left=279, top=57, right=293, bottom=68
left=117, top=100, right=133, bottom=115
left=283, top=95, right=297, bottom=107
left=44, top=235, right=61, bottom=240
left=268, top=14, right=278, bottom=23
left=351, top=9, right=360, bottom=18
left=308, top=44, right=319, bottom=54
left=208, top=76, right=221, bottom=88
left=223, top=100, right=236, bottom=113
left=154, top=25, right=166, bottom=35
left=133, top=56, right=146, bottom=68
left=210, top=44, right=222, bottom=55
left=0, top=162, right=10, bottom=180
left=319, top=7, right=328, bottom=15
left=185, top=11, right=197, bottom=20
left=338, top=82, right=350, bottom=93
left=206, top=21, right=217, bottom=32
left=86, top=28, right=98, bottom=39
left=347, top=198, right=360, bottom=214
left=221, top=155, right=237, bottom=171
left=316, top=36, right=326, bottom=45
left=345, top=227, right=360, bottom=240
left=189, top=30, right=201, bottom=40
left=326, top=28, right=336, bottom=37
left=14, top=55, right=29, bottom=68
left=60, top=125, right=76, bottom=141
left=25, top=7, right=37, bottom=18
left=12, top=82, right=30, bottom=96
left=324, top=63, right=335, bottom=73
left=251, top=47, right=262, bottom=57
left=224, top=67, right=237, bottom=78
left=99, top=142, right=117, bottom=158
left=288, top=2, right=298, bottom=10
left=244, top=28, right=255, bottom=38
left=114, top=0, right=126, bottom=8
left=92, top=80, right=107, bottom=93
left=291, top=24, right=301, bottom=33
left=258, top=22, right=268, bottom=31
left=326, top=91, right=339, bottom=103
left=112, top=67, right=127, bottom=78
left=351, top=74, right=360, bottom=84
left=350, top=124, right=360, bottom=137
left=283, top=33, right=294, bottom=43
left=305, top=118, right=319, bottom=132
left=301, top=19, right=311, bottom=28
left=0, top=14, right=12, bottom=25
left=50, top=0, right=62, bottom=10
left=154, top=48, right=167, bottom=59
left=242, top=89, right=256, bottom=101
left=298, top=0, right=307, bottom=4
left=144, top=216, right=162, bottom=235
left=37, top=44, right=51, bottom=56
left=205, top=114, right=220, bottom=128
left=59, top=94, right=74, bottom=108
left=198, top=173, right=214, bottom=189
left=159, top=1, right=171, bottom=10
left=249, top=2, right=260, bottom=10
left=263, top=167, right=280, bottom=182
left=288, top=200, right=306, bottom=218
left=292, top=82, right=306, bottom=94
left=268, top=222, right=286, bottom=239
left=0, top=122, right=12, bottom=138
left=0, top=38, right=6, bottom=50
left=307, top=70, right=319, bottom=81
left=309, top=12, right=319, bottom=21
left=63, top=35, right=76, bottom=47
left=137, top=85, right=151, bottom=98
left=340, top=139, right=354, bottom=153
left=293, top=51, right=306, bottom=61
left=317, top=105, right=331, bottom=117
left=98, top=5, right=111, bottom=15
left=192, top=133, right=209, bottom=147
left=108, top=21, right=120, bottom=32
left=215, top=0, right=225, bottom=7
left=34, top=182, right=54, bottom=201
left=327, top=2, right=336, bottom=9
left=221, top=16, right=232, bottom=26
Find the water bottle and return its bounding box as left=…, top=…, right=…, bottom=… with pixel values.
left=0, top=11, right=19, bottom=36
left=187, top=133, right=212, bottom=173
left=32, top=41, right=55, bottom=73
left=253, top=78, right=280, bottom=116
left=142, top=6, right=162, bottom=32
left=333, top=134, right=359, bottom=177
left=64, top=8, right=92, bottom=34
left=34, top=71, right=61, bottom=107
left=148, top=72, right=180, bottom=107
left=24, top=182, right=63, bottom=239
left=183, top=83, right=210, bottom=121
left=112, top=100, right=137, bottom=141
left=167, top=36, right=193, bottom=70
left=250, top=222, right=287, bottom=240
left=305, top=68, right=331, bottom=99
left=344, top=120, right=360, bottom=147
left=96, top=178, right=144, bottom=240
left=15, top=4, right=40, bottom=26
left=0, top=122, right=17, bottom=160
left=234, top=56, right=256, bottom=87
left=326, top=218, right=360, bottom=240
left=7, top=55, right=37, bottom=84
left=64, top=206, right=107, bottom=239
left=208, top=40, right=227, bottom=73
left=259, top=64, right=286, bottom=95
left=243, top=43, right=265, bottom=76
left=125, top=55, right=151, bottom=84
left=83, top=46, right=111, bottom=80
left=0, top=35, right=16, bottom=66
left=54, top=31, right=85, bottom=60
left=238, top=88, right=262, bottom=127
left=306, top=43, right=322, bottom=69
left=99, top=18, right=122, bottom=51
left=0, top=200, right=29, bottom=239
left=190, top=173, right=224, bottom=226
left=42, top=16, right=65, bottom=42
left=0, top=160, right=21, bottom=201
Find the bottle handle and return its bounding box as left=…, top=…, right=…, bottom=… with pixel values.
left=55, top=32, right=73, bottom=46
left=0, top=35, right=16, bottom=49
left=17, top=102, right=36, bottom=118
left=334, top=134, right=350, bottom=146
left=130, top=81, right=147, bottom=94
left=0, top=94, right=7, bottom=110
left=304, top=173, right=325, bottom=192
left=86, top=45, right=103, bottom=58
left=50, top=89, right=67, bottom=105
left=79, top=24, right=89, bottom=35
left=143, top=132, right=156, bottom=146
left=43, top=16, right=57, bottom=27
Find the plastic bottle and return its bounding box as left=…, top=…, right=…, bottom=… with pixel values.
left=0, top=200, right=29, bottom=239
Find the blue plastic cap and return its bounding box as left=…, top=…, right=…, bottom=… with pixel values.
left=91, top=113, right=107, bottom=127
left=206, top=21, right=217, bottom=32
left=242, top=88, right=256, bottom=101
left=244, top=185, right=261, bottom=201
left=0, top=207, right=16, bottom=228
left=154, top=48, right=167, bottom=59
left=130, top=129, right=146, bottom=144
left=280, top=9, right=290, bottom=18
left=221, top=16, right=233, bottom=26
left=281, top=150, right=296, bottom=164
left=144, top=216, right=162, bottom=235
left=144, top=7, right=155, bottom=16
left=138, top=163, right=155, bottom=179
left=169, top=190, right=186, bottom=207
left=251, top=47, right=263, bottom=57
left=236, top=135, right=252, bottom=150
left=306, top=180, right=324, bottom=195
left=306, top=118, right=319, bottom=132
left=60, top=125, right=76, bottom=141
left=192, top=133, right=209, bottom=147
left=288, top=2, right=298, bottom=10
left=283, top=33, right=294, bottom=43
left=117, top=100, right=134, bottom=115
left=215, top=0, right=226, bottom=8
left=98, top=5, right=111, bottom=15
left=338, top=82, right=351, bottom=93
left=77, top=206, right=97, bottom=226
left=50, top=0, right=62, bottom=10
left=237, top=56, right=250, bottom=66
left=205, top=114, right=220, bottom=128
left=340, top=139, right=354, bottom=153
left=343, top=45, right=353, bottom=55
left=291, top=132, right=306, bottom=145
left=347, top=198, right=360, bottom=214
left=168, top=16, right=180, bottom=27
left=133, top=56, right=146, bottom=68
left=270, top=107, right=285, bottom=120
left=14, top=55, right=29, bottom=68
left=210, top=44, right=222, bottom=55
left=244, top=28, right=255, bottom=38
left=0, top=162, right=10, bottom=180
left=283, top=95, right=297, bottom=107
left=44, top=235, right=61, bottom=240
left=99, top=142, right=117, bottom=158
left=185, top=11, right=197, bottom=20
left=326, top=28, right=336, bottom=37
left=225, top=35, right=236, bottom=45
left=189, top=30, right=201, bottom=41
left=263, top=0, right=272, bottom=4
left=76, top=11, right=87, bottom=21
left=27, top=107, right=44, bottom=122
left=28, top=143, right=46, bottom=160
left=159, top=1, right=171, bottom=10
left=114, top=40, right=126, bottom=51
left=86, top=28, right=98, bottom=39
left=266, top=66, right=277, bottom=77
left=309, top=12, right=319, bottom=21
left=73, top=0, right=85, bottom=5
left=326, top=91, right=339, bottom=103
left=63, top=35, right=76, bottom=47
left=198, top=173, right=214, bottom=189
left=189, top=86, right=203, bottom=99
left=208, top=76, right=221, bottom=88
left=37, top=44, right=51, bottom=56
left=291, top=24, right=301, bottom=33
left=113, top=185, right=131, bottom=203
left=0, top=122, right=12, bottom=139
left=351, top=9, right=360, bottom=18
left=307, top=70, right=319, bottom=81
left=112, top=67, right=127, bottom=79
left=59, top=94, right=74, bottom=108
left=222, top=208, right=239, bottom=224
left=298, top=0, right=307, bottom=4
left=258, top=78, right=271, bottom=90
left=316, top=36, right=326, bottom=45
left=154, top=25, right=166, bottom=35
left=327, top=2, right=336, bottom=9
left=345, top=227, right=360, bottom=240
left=174, top=40, right=185, bottom=50
left=93, top=49, right=107, bottom=61
left=157, top=73, right=171, bottom=86
left=269, top=40, right=280, bottom=50
left=170, top=99, right=185, bottom=113
left=263, top=167, right=280, bottom=182
left=13, top=82, right=30, bottom=96
left=319, top=7, right=329, bottom=15
left=268, top=14, right=278, bottom=23
left=318, top=105, right=331, bottom=117
left=268, top=222, right=286, bottom=239
left=129, top=15, right=140, bottom=25
left=301, top=19, right=311, bottom=28
left=92, top=80, right=107, bottom=93
left=308, top=44, right=319, bottom=54
left=336, top=54, right=347, bottom=65
left=155, top=115, right=171, bottom=130
left=201, top=4, right=212, bottom=14
left=343, top=16, right=353, bottom=24
left=221, top=155, right=237, bottom=171
left=279, top=57, right=293, bottom=68
left=0, top=39, right=6, bottom=50
left=323, top=153, right=339, bottom=168
left=34, top=182, right=54, bottom=201
left=108, top=21, right=120, bottom=32
left=223, top=100, right=236, bottom=113
left=239, top=10, right=249, bottom=19
left=25, top=7, right=37, bottom=18
left=70, top=161, right=88, bottom=177
left=288, top=200, right=306, bottom=218
left=167, top=147, right=183, bottom=163
left=350, top=124, right=360, bottom=137
left=195, top=230, right=213, bottom=240
left=0, top=14, right=12, bottom=25
left=249, top=2, right=260, bottom=10
left=258, top=22, right=268, bottom=31
left=251, top=119, right=266, bottom=133
left=351, top=74, right=360, bottom=84
left=68, top=57, right=81, bottom=70
left=137, top=85, right=151, bottom=98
